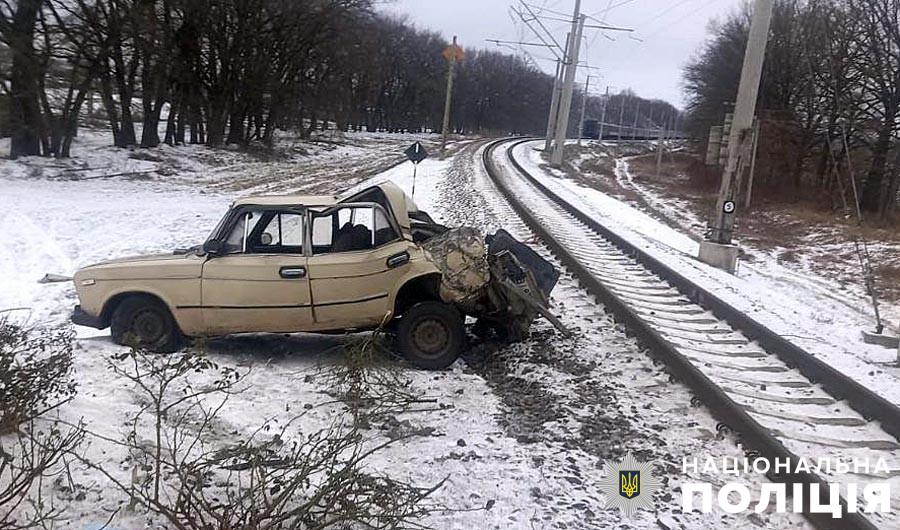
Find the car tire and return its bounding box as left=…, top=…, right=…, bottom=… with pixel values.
left=110, top=296, right=183, bottom=353
left=396, top=301, right=465, bottom=370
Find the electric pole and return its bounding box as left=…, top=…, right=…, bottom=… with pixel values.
left=577, top=75, right=591, bottom=146
left=699, top=0, right=774, bottom=273
left=656, top=126, right=665, bottom=178
left=551, top=0, right=584, bottom=167
left=441, top=36, right=464, bottom=157
left=598, top=86, right=610, bottom=141
left=631, top=98, right=640, bottom=140
left=545, top=50, right=566, bottom=152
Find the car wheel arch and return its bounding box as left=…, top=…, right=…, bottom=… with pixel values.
left=101, top=291, right=174, bottom=328
left=393, top=273, right=443, bottom=317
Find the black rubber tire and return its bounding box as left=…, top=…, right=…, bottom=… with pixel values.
left=110, top=295, right=183, bottom=353
left=396, top=301, right=465, bottom=370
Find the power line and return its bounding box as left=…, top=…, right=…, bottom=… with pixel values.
left=589, top=0, right=637, bottom=16
left=520, top=2, right=572, bottom=19
left=515, top=1, right=564, bottom=55
left=525, top=1, right=614, bottom=26
left=583, top=23, right=633, bottom=31
left=585, top=0, right=635, bottom=53
left=636, top=0, right=699, bottom=28
left=638, top=0, right=720, bottom=41
left=486, top=39, right=556, bottom=48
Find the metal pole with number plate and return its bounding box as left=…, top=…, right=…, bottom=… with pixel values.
left=709, top=0, right=774, bottom=244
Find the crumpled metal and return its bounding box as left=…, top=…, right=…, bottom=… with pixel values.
left=421, top=227, right=490, bottom=308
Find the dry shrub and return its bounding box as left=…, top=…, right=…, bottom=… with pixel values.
left=0, top=318, right=75, bottom=434
left=322, top=333, right=435, bottom=429
left=0, top=317, right=83, bottom=530
left=77, top=340, right=445, bottom=529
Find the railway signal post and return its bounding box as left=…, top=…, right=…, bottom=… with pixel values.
left=441, top=36, right=464, bottom=158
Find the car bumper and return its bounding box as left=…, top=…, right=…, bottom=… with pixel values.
left=71, top=305, right=105, bottom=329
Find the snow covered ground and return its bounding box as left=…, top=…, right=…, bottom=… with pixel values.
left=514, top=139, right=900, bottom=410
left=1, top=133, right=810, bottom=528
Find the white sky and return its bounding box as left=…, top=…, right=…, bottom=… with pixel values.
left=378, top=0, right=744, bottom=108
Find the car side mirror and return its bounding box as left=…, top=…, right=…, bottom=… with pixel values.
left=203, top=240, right=223, bottom=256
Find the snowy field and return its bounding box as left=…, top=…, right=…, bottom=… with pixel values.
left=1, top=133, right=809, bottom=528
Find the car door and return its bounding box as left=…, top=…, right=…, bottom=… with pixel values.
left=306, top=203, right=414, bottom=330
left=201, top=208, right=313, bottom=335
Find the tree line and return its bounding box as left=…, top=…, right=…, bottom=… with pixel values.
left=0, top=0, right=556, bottom=158
left=683, top=0, right=900, bottom=219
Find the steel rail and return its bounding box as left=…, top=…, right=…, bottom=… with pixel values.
left=482, top=137, right=886, bottom=530
left=499, top=139, right=900, bottom=440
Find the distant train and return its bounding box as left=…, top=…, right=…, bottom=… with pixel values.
left=581, top=119, right=687, bottom=141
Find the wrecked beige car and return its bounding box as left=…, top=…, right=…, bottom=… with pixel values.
left=72, top=182, right=561, bottom=369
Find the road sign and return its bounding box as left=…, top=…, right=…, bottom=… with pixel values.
left=443, top=43, right=465, bottom=63
left=405, top=142, right=428, bottom=164
left=723, top=201, right=736, bottom=214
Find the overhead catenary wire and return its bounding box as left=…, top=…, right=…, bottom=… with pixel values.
left=631, top=0, right=722, bottom=43
left=520, top=2, right=576, bottom=19
left=587, top=0, right=619, bottom=52
left=526, top=0, right=618, bottom=26
left=486, top=39, right=558, bottom=48
left=636, top=0, right=700, bottom=27
left=589, top=0, right=637, bottom=16
left=517, top=1, right=565, bottom=53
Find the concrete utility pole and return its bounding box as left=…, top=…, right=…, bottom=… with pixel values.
left=598, top=86, right=610, bottom=141
left=577, top=75, right=591, bottom=146
left=545, top=51, right=566, bottom=152
left=551, top=0, right=585, bottom=167
left=699, top=0, right=774, bottom=273
left=440, top=36, right=463, bottom=157
left=742, top=120, right=761, bottom=207
left=631, top=99, right=640, bottom=140
left=656, top=126, right=665, bottom=178
left=618, top=94, right=626, bottom=139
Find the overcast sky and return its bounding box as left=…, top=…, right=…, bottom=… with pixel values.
left=378, top=0, right=744, bottom=108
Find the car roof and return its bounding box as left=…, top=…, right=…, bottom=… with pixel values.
left=230, top=182, right=413, bottom=236
left=232, top=194, right=338, bottom=207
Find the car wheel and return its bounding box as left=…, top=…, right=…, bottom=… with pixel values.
left=110, top=296, right=183, bottom=353
left=397, top=301, right=465, bottom=370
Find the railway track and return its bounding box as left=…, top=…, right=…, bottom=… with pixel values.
left=482, top=138, right=900, bottom=530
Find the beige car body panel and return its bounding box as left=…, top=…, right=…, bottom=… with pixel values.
left=72, top=182, right=441, bottom=337
left=307, top=241, right=432, bottom=330
left=199, top=253, right=313, bottom=335
left=73, top=254, right=205, bottom=333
